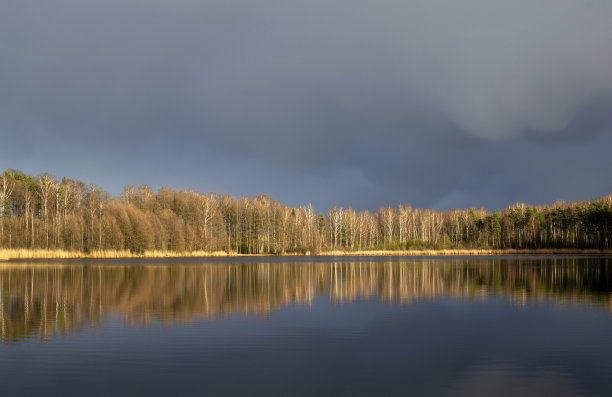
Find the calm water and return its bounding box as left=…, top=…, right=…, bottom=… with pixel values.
left=1, top=256, right=611, bottom=396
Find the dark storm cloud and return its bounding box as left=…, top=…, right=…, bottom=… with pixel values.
left=1, top=0, right=612, bottom=211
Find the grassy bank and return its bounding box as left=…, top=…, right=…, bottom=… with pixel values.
left=321, top=249, right=612, bottom=256
left=0, top=249, right=239, bottom=261
left=1, top=248, right=612, bottom=261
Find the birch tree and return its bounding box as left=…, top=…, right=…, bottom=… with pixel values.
left=0, top=171, right=15, bottom=245
left=37, top=174, right=57, bottom=248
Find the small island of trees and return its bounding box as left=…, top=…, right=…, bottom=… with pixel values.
left=0, top=169, right=610, bottom=257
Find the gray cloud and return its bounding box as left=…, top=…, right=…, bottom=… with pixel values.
left=1, top=0, right=611, bottom=211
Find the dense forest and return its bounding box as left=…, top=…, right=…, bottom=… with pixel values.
left=0, top=169, right=610, bottom=253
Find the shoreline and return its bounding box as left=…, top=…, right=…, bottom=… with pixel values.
left=1, top=248, right=612, bottom=261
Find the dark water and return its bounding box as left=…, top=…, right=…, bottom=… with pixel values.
left=1, top=256, right=611, bottom=396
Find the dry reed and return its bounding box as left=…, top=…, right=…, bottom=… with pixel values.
left=318, top=249, right=612, bottom=256
left=0, top=249, right=239, bottom=261
left=1, top=248, right=611, bottom=261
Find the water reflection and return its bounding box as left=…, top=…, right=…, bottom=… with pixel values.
left=1, top=257, right=610, bottom=342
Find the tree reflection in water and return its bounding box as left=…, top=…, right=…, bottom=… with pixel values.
left=1, top=257, right=610, bottom=342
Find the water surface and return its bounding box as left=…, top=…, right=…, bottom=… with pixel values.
left=1, top=256, right=611, bottom=396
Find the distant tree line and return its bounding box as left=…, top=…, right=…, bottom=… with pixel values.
left=0, top=169, right=610, bottom=253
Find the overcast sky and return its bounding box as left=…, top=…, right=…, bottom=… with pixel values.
left=1, top=0, right=611, bottom=212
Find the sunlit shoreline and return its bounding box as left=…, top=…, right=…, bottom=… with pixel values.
left=2, top=248, right=612, bottom=262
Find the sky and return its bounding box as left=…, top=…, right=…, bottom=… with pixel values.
left=1, top=0, right=612, bottom=212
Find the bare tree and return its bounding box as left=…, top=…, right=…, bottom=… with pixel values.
left=328, top=206, right=344, bottom=248
left=0, top=171, right=15, bottom=246
left=398, top=204, right=411, bottom=243
left=37, top=174, right=58, bottom=248
left=198, top=193, right=216, bottom=251
left=303, top=204, right=316, bottom=250
left=379, top=206, right=395, bottom=247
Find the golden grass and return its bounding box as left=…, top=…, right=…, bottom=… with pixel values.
left=0, top=249, right=240, bottom=261
left=1, top=248, right=612, bottom=261
left=318, top=249, right=612, bottom=256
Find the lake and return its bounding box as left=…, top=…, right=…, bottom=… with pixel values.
left=1, top=256, right=611, bottom=396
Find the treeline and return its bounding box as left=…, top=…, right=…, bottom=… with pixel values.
left=0, top=169, right=611, bottom=253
